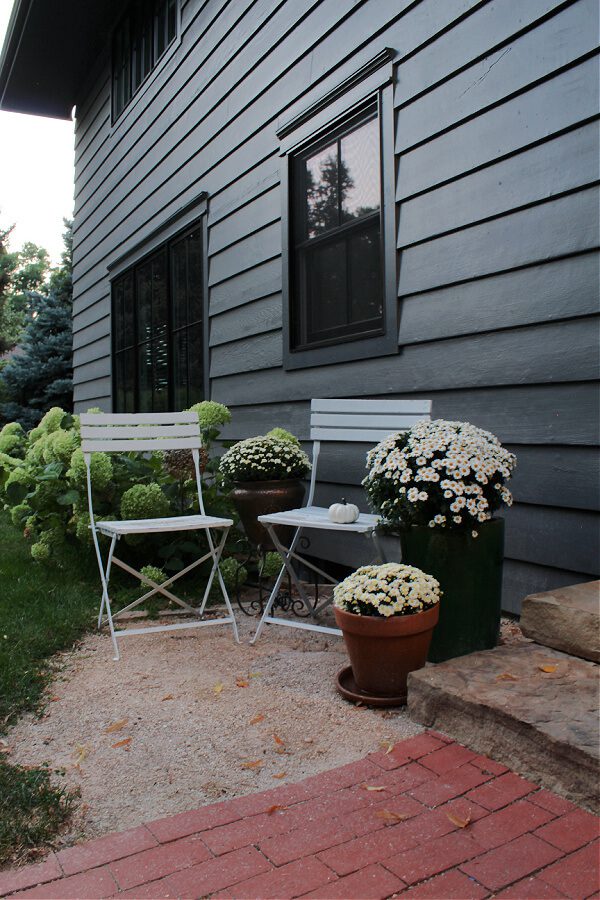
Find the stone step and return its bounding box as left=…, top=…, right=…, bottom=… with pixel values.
left=520, top=580, right=599, bottom=663
left=407, top=642, right=599, bottom=812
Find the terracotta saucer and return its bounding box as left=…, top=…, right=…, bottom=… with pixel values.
left=335, top=664, right=407, bottom=708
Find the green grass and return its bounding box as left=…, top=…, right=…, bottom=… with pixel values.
left=0, top=512, right=98, bottom=866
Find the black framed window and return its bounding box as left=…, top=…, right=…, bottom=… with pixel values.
left=290, top=106, right=383, bottom=351
left=112, top=226, right=204, bottom=412
left=112, top=0, right=178, bottom=122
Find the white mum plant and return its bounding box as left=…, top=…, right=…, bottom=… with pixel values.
left=363, top=419, right=516, bottom=537
left=334, top=563, right=441, bottom=617
left=219, top=435, right=310, bottom=483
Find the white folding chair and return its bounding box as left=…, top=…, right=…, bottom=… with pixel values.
left=81, top=411, right=239, bottom=660
left=251, top=398, right=432, bottom=643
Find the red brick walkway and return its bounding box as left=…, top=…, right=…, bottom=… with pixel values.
left=1, top=732, right=598, bottom=899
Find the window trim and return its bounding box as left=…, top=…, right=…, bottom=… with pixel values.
left=280, top=52, right=398, bottom=371
left=110, top=0, right=182, bottom=129
left=109, top=197, right=209, bottom=413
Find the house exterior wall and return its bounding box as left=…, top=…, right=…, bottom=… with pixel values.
left=71, top=0, right=600, bottom=614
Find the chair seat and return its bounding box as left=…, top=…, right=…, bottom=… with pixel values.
left=258, top=505, right=379, bottom=533
left=96, top=514, right=233, bottom=536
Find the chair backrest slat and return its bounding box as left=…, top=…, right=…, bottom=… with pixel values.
left=80, top=424, right=199, bottom=440
left=82, top=436, right=201, bottom=454
left=309, top=398, right=431, bottom=444
left=80, top=412, right=201, bottom=454
left=80, top=412, right=197, bottom=425
left=311, top=399, right=430, bottom=415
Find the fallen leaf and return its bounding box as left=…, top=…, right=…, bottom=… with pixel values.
left=273, top=734, right=285, bottom=747
left=241, top=759, right=263, bottom=770
left=161, top=694, right=174, bottom=701
left=104, top=718, right=128, bottom=734
left=73, top=744, right=89, bottom=763
left=496, top=672, right=519, bottom=681
left=249, top=714, right=265, bottom=725
left=236, top=677, right=250, bottom=688
left=379, top=741, right=394, bottom=754
left=272, top=772, right=287, bottom=779
left=447, top=810, right=472, bottom=829
left=266, top=804, right=288, bottom=815
left=213, top=682, right=224, bottom=696
left=376, top=809, right=411, bottom=824
left=50, top=696, right=62, bottom=702
left=249, top=672, right=262, bottom=679
left=111, top=737, right=132, bottom=749
left=362, top=785, right=386, bottom=792
left=539, top=664, right=558, bottom=673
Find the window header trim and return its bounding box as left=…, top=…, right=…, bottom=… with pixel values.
left=107, top=191, right=208, bottom=278
left=276, top=47, right=395, bottom=141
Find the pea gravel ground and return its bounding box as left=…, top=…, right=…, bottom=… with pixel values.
left=5, top=610, right=423, bottom=849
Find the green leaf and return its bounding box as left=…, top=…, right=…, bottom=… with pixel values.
left=60, top=413, right=74, bottom=430
left=57, top=490, right=79, bottom=506
left=6, top=480, right=28, bottom=504
left=178, top=541, right=199, bottom=554
left=165, top=557, right=184, bottom=571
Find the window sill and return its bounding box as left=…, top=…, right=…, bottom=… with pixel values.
left=283, top=329, right=398, bottom=371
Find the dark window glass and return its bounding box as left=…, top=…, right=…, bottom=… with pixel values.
left=112, top=227, right=204, bottom=412
left=112, top=0, right=178, bottom=121
left=291, top=109, right=383, bottom=350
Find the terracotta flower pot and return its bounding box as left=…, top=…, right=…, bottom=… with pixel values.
left=230, top=479, right=305, bottom=550
left=333, top=603, right=439, bottom=701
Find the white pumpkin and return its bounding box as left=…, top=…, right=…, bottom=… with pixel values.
left=328, top=498, right=359, bottom=524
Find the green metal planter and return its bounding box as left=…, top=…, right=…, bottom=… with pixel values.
left=398, top=518, right=505, bottom=662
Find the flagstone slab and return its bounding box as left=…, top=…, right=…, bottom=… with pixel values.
left=408, top=644, right=599, bottom=812
left=520, top=580, right=600, bottom=663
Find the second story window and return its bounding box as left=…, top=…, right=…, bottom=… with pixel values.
left=290, top=106, right=384, bottom=351
left=112, top=0, right=178, bottom=122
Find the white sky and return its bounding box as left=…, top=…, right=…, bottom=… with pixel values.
left=0, top=0, right=75, bottom=265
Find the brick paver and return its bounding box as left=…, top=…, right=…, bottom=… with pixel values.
left=0, top=732, right=598, bottom=899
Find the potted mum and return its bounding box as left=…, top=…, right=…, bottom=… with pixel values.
left=219, top=430, right=310, bottom=549
left=333, top=563, right=441, bottom=705
left=363, top=419, right=516, bottom=662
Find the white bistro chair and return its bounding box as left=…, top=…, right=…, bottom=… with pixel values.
left=251, top=398, right=432, bottom=643
left=81, top=411, right=239, bottom=660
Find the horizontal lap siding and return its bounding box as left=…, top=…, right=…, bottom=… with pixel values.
left=72, top=0, right=599, bottom=613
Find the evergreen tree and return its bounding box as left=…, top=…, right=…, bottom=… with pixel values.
left=0, top=231, right=50, bottom=353
left=0, top=221, right=73, bottom=429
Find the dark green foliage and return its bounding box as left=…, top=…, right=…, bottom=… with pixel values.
left=0, top=229, right=50, bottom=355
left=0, top=222, right=73, bottom=429
left=0, top=759, right=77, bottom=867
left=0, top=511, right=96, bottom=864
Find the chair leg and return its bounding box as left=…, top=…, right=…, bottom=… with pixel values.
left=199, top=528, right=240, bottom=643
left=97, top=535, right=117, bottom=628
left=92, top=533, right=120, bottom=661
left=251, top=526, right=302, bottom=644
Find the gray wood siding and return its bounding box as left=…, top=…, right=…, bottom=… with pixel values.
left=71, top=0, right=600, bottom=614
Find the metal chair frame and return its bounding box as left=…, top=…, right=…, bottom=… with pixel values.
left=81, top=411, right=239, bottom=660
left=251, top=398, right=432, bottom=643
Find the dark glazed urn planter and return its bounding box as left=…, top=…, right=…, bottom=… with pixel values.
left=399, top=517, right=505, bottom=663
left=230, top=479, right=305, bottom=550
left=333, top=604, right=439, bottom=704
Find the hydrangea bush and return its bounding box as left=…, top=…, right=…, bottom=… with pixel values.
left=0, top=403, right=238, bottom=571
left=334, top=563, right=441, bottom=617
left=363, top=419, right=516, bottom=536
left=219, top=435, right=310, bottom=483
